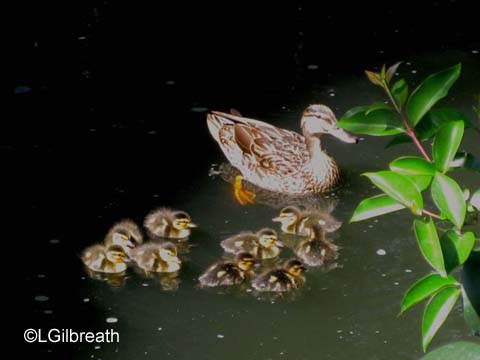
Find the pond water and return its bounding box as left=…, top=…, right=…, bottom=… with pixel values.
left=20, top=49, right=479, bottom=359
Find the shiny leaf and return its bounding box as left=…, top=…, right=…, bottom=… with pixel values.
left=363, top=171, right=423, bottom=214
left=391, top=78, right=408, bottom=108
left=386, top=62, right=402, bottom=84
left=414, top=218, right=446, bottom=276
left=421, top=341, right=480, bottom=360
left=407, top=64, right=461, bottom=127
left=400, top=274, right=458, bottom=314
left=350, top=194, right=405, bottom=222
left=338, top=109, right=404, bottom=136
left=470, top=189, right=480, bottom=211
left=389, top=156, right=435, bottom=191
left=433, top=121, right=464, bottom=173
left=441, top=230, right=476, bottom=272
left=431, top=172, right=466, bottom=228
left=422, top=286, right=461, bottom=351
left=365, top=70, right=383, bottom=86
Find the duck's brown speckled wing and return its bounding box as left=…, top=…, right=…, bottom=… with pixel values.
left=212, top=112, right=309, bottom=178
left=220, top=232, right=259, bottom=254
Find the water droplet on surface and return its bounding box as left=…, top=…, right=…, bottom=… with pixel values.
left=307, top=64, right=319, bottom=70
left=217, top=334, right=224, bottom=339
left=106, top=317, right=118, bottom=324
left=376, top=249, right=386, bottom=256
left=35, top=295, right=49, bottom=302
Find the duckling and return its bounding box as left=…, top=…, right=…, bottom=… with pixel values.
left=272, top=205, right=342, bottom=236
left=295, top=225, right=339, bottom=266
left=252, top=259, right=306, bottom=292
left=132, top=242, right=181, bottom=273
left=104, top=219, right=143, bottom=255
left=199, top=252, right=255, bottom=287
left=144, top=208, right=197, bottom=239
left=220, top=228, right=284, bottom=259
left=81, top=244, right=127, bottom=274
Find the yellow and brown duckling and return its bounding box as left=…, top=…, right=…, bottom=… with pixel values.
left=220, top=228, right=284, bottom=260
left=272, top=205, right=341, bottom=236
left=199, top=252, right=255, bottom=287
left=81, top=244, right=128, bottom=274
left=252, top=259, right=306, bottom=292
left=132, top=242, right=181, bottom=273
left=104, top=219, right=144, bottom=255
left=295, top=225, right=339, bottom=267
left=144, top=208, right=197, bottom=239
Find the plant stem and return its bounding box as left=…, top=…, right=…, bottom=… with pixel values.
left=423, top=209, right=442, bottom=220
left=383, top=83, right=432, bottom=162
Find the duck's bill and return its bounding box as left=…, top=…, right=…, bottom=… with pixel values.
left=271, top=216, right=283, bottom=222
left=188, top=223, right=198, bottom=228
left=330, top=127, right=358, bottom=144
left=275, top=240, right=285, bottom=248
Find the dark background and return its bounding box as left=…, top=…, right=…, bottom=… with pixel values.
left=11, top=1, right=479, bottom=357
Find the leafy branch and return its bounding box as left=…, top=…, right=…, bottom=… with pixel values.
left=339, top=63, right=480, bottom=352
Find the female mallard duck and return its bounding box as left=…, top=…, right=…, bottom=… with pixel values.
left=81, top=244, right=128, bottom=274
left=252, top=259, right=306, bottom=292
left=199, top=252, right=255, bottom=287
left=104, top=219, right=143, bottom=255
left=295, top=225, right=339, bottom=267
left=132, top=242, right=181, bottom=273
left=144, top=208, right=196, bottom=239
left=220, top=228, right=284, bottom=259
left=207, top=105, right=357, bottom=204
left=272, top=206, right=342, bottom=236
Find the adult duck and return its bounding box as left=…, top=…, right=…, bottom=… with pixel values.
left=206, top=105, right=357, bottom=204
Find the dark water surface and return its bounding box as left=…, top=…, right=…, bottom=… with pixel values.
left=14, top=47, right=480, bottom=359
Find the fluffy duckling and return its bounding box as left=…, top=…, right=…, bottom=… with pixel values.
left=81, top=244, right=128, bottom=274
left=272, top=206, right=341, bottom=236
left=220, top=228, right=284, bottom=259
left=132, top=242, right=181, bottom=273
left=252, top=259, right=306, bottom=292
left=104, top=219, right=143, bottom=255
left=295, top=225, right=339, bottom=266
left=199, top=252, right=255, bottom=287
left=144, top=208, right=197, bottom=239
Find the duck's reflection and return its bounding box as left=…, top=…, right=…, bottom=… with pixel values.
left=84, top=268, right=128, bottom=288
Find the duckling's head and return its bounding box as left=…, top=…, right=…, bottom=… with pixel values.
left=236, top=252, right=256, bottom=271
left=284, top=259, right=306, bottom=277
left=172, top=212, right=197, bottom=231
left=112, top=230, right=136, bottom=249
left=257, top=228, right=283, bottom=249
left=272, top=206, right=301, bottom=227
left=301, top=104, right=357, bottom=143
left=158, top=242, right=180, bottom=263
left=106, top=245, right=127, bottom=264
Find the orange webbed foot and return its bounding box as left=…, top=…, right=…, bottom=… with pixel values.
left=233, top=175, right=255, bottom=205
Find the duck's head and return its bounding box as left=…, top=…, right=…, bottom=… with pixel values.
left=301, top=104, right=357, bottom=143
left=172, top=211, right=197, bottom=231
left=285, top=259, right=306, bottom=277
left=106, top=245, right=127, bottom=264
left=158, top=243, right=181, bottom=264
left=236, top=252, right=256, bottom=271
left=257, top=228, right=283, bottom=249
left=272, top=206, right=302, bottom=227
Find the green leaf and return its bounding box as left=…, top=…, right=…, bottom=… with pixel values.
left=431, top=172, right=466, bottom=228
left=389, top=156, right=435, bottom=191
left=441, top=230, right=476, bottom=272
left=414, top=218, right=446, bottom=276
left=386, top=134, right=412, bottom=148
left=338, top=108, right=404, bottom=136
left=433, top=121, right=465, bottom=173
left=451, top=152, right=480, bottom=174
left=407, top=64, right=462, bottom=127
left=462, top=287, right=480, bottom=335
left=391, top=79, right=408, bottom=109
left=400, top=274, right=458, bottom=314
left=470, top=189, right=480, bottom=210
left=365, top=101, right=392, bottom=115
left=350, top=194, right=405, bottom=222
left=363, top=171, right=423, bottom=214
left=422, top=286, right=461, bottom=351
left=421, top=341, right=480, bottom=360
left=365, top=70, right=383, bottom=86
